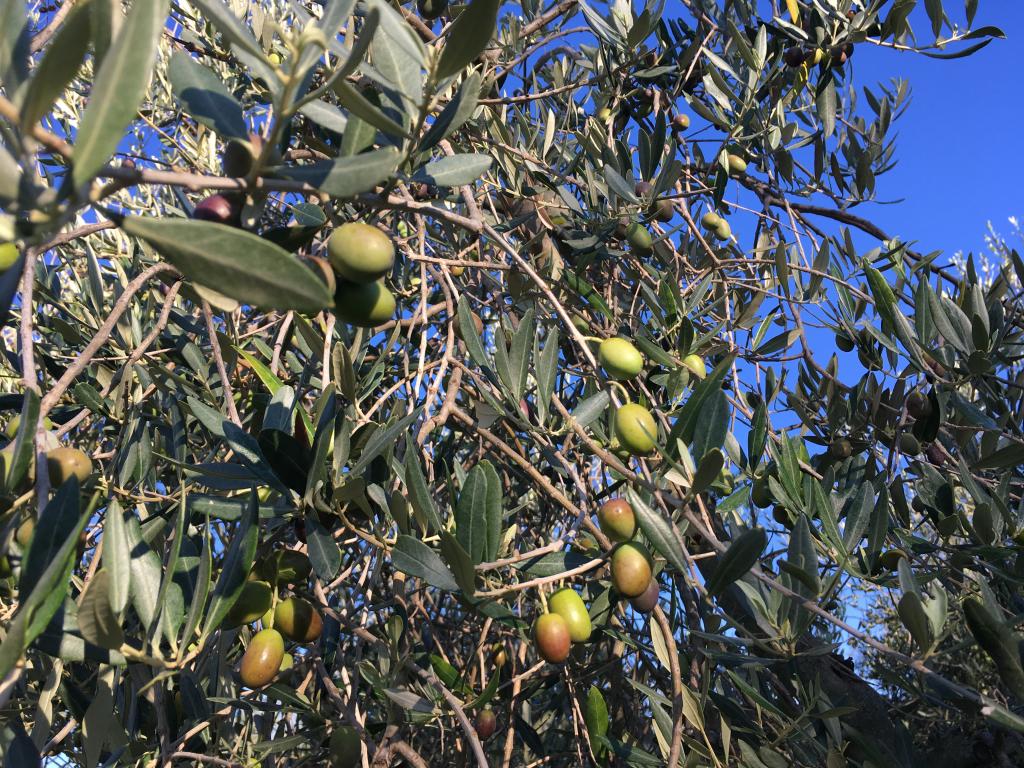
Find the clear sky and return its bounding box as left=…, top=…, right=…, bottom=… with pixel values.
left=852, top=4, right=1024, bottom=260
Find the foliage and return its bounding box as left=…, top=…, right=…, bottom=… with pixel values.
left=0, top=0, right=1019, bottom=766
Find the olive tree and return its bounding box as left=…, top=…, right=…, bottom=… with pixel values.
left=0, top=0, right=1018, bottom=766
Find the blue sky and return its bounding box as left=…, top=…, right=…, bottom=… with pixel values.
left=852, top=4, right=1024, bottom=258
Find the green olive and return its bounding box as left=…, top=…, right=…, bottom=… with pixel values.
left=0, top=242, right=19, bottom=272
left=223, top=580, right=274, bottom=628
left=334, top=280, right=396, bottom=327
left=726, top=153, right=747, bottom=175
left=533, top=612, right=571, bottom=663
left=239, top=628, right=285, bottom=688
left=614, top=403, right=657, bottom=456
left=47, top=447, right=93, bottom=486
left=682, top=353, right=707, bottom=379
left=327, top=222, right=395, bottom=284
left=597, top=498, right=636, bottom=542
left=328, top=726, right=361, bottom=768
left=701, top=211, right=721, bottom=230
left=547, top=587, right=592, bottom=643
left=598, top=338, right=644, bottom=380
left=625, top=223, right=653, bottom=253
left=256, top=550, right=312, bottom=586
left=416, top=0, right=448, bottom=20
left=274, top=597, right=323, bottom=642
left=611, top=542, right=653, bottom=597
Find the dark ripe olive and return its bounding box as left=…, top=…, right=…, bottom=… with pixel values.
left=783, top=46, right=807, bottom=67
left=926, top=443, right=944, bottom=466
left=597, top=498, right=637, bottom=542
left=193, top=194, right=240, bottom=225
left=628, top=578, right=659, bottom=613
left=611, top=542, right=653, bottom=597
left=475, top=708, right=497, bottom=740
left=274, top=597, right=323, bottom=642
left=634, top=180, right=654, bottom=197
left=828, top=439, right=852, bottom=460
left=533, top=612, right=571, bottom=663
left=239, top=628, right=285, bottom=688
left=906, top=391, right=931, bottom=419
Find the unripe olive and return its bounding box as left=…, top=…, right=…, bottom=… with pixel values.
left=475, top=708, right=497, bottom=740
left=625, top=223, right=653, bottom=254
left=634, top=180, right=654, bottom=198
left=701, top=211, right=722, bottom=230
left=614, top=403, right=657, bottom=456
left=453, top=310, right=484, bottom=341
left=268, top=52, right=282, bottom=67
left=726, top=153, right=747, bottom=176
left=450, top=265, right=465, bottom=277
left=0, top=242, right=19, bottom=272
left=671, top=113, right=690, bottom=131
left=15, top=517, right=34, bottom=548
left=548, top=587, right=592, bottom=643
left=239, top=628, right=285, bottom=688
left=750, top=476, right=772, bottom=508
left=597, top=498, right=637, bottom=543
left=712, top=218, right=732, bottom=241
left=533, top=612, right=571, bottom=663
left=772, top=505, right=792, bottom=528
left=906, top=391, right=930, bottom=419
left=898, top=433, right=921, bottom=455
left=4, top=413, right=53, bottom=439
left=598, top=337, right=644, bottom=380
left=682, top=353, right=707, bottom=380
left=222, top=134, right=262, bottom=177
left=417, top=0, right=448, bottom=20
left=596, top=107, right=613, bottom=121
left=274, top=596, right=323, bottom=642
left=879, top=549, right=907, bottom=571
left=611, top=542, right=653, bottom=597
left=835, top=333, right=855, bottom=352
left=828, top=439, right=852, bottom=460
left=491, top=643, right=507, bottom=668
left=327, top=222, right=395, bottom=284
left=0, top=556, right=11, bottom=579
left=334, top=280, right=396, bottom=327
left=629, top=578, right=659, bottom=613
left=256, top=550, right=312, bottom=585
left=193, top=194, right=240, bottom=225
left=328, top=726, right=361, bottom=768
left=654, top=198, right=674, bottom=222
left=223, top=580, right=274, bottom=628
left=47, top=447, right=93, bottom=486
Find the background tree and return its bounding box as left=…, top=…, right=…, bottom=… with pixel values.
left=0, top=0, right=1019, bottom=766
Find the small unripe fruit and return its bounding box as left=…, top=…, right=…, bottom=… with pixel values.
left=47, top=447, right=93, bottom=486
left=450, top=265, right=465, bottom=277
left=0, top=242, right=19, bottom=272
left=239, top=628, right=285, bottom=688
left=268, top=52, right=282, bottom=67
left=835, top=333, right=855, bottom=352
left=597, top=498, right=637, bottom=542
left=625, top=223, right=653, bottom=253
left=682, top=353, right=707, bottom=380
left=223, top=580, right=274, bottom=628
left=256, top=550, right=312, bottom=585
left=879, top=549, right=907, bottom=571
left=193, top=194, right=240, bottom=225
left=712, top=218, right=732, bottom=241
left=629, top=578, right=659, bottom=613
left=548, top=587, right=592, bottom=643
left=534, top=612, right=571, bottom=663
left=15, top=517, right=34, bottom=548
left=328, top=726, right=361, bottom=768
left=772, top=505, right=792, bottom=528
left=453, top=311, right=484, bottom=341
left=671, top=113, right=690, bottom=131
left=598, top=337, right=644, bottom=380
left=274, top=597, right=323, bottom=642
left=701, top=211, right=722, bottom=230
left=750, top=476, right=772, bottom=508
left=327, top=222, right=395, bottom=284
left=4, top=414, right=52, bottom=439
left=611, top=542, right=653, bottom=597
left=417, top=0, right=448, bottom=20
left=828, top=439, right=852, bottom=460
left=654, top=198, right=674, bottom=222
left=334, top=280, right=396, bottom=327
left=475, top=708, right=497, bottom=740
left=898, top=433, right=921, bottom=455
left=597, top=107, right=613, bottom=121
left=491, top=644, right=507, bottom=667
left=726, top=153, right=747, bottom=176
left=614, top=403, right=657, bottom=456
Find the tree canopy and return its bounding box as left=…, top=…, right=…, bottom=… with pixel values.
left=0, top=0, right=1020, bottom=766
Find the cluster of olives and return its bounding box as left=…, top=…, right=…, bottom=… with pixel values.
left=532, top=497, right=658, bottom=663
left=700, top=210, right=732, bottom=241
left=232, top=550, right=324, bottom=689
left=783, top=43, right=854, bottom=69
left=326, top=222, right=397, bottom=328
